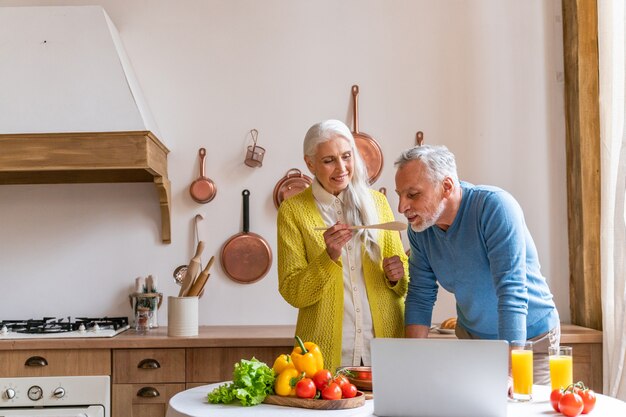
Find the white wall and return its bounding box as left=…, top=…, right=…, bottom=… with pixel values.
left=0, top=0, right=569, bottom=325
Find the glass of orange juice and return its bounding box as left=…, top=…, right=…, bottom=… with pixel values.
left=549, top=346, right=573, bottom=390
left=510, top=340, right=533, bottom=401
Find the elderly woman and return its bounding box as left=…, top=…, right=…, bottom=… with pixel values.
left=277, top=119, right=408, bottom=372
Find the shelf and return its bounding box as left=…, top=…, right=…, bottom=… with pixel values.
left=0, top=130, right=171, bottom=243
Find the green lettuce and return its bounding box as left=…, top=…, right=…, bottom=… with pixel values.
left=207, top=357, right=275, bottom=406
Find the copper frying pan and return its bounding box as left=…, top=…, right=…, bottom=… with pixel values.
left=351, top=85, right=383, bottom=184
left=190, top=148, right=217, bottom=203
left=220, top=189, right=272, bottom=284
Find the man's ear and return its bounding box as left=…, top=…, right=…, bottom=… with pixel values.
left=442, top=177, right=454, bottom=196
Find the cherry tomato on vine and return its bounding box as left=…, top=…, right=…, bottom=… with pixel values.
left=333, top=374, right=350, bottom=389
left=550, top=388, right=563, bottom=412
left=341, top=383, right=358, bottom=398
left=295, top=377, right=317, bottom=399
left=321, top=382, right=342, bottom=400
left=312, top=369, right=332, bottom=391
left=559, top=391, right=584, bottom=417
left=578, top=388, right=596, bottom=414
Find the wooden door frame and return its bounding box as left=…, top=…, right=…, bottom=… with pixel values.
left=561, top=0, right=602, bottom=330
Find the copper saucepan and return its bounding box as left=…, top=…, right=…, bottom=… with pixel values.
left=189, top=148, right=217, bottom=203
left=273, top=168, right=313, bottom=209
left=351, top=85, right=383, bottom=184
left=220, top=189, right=272, bottom=284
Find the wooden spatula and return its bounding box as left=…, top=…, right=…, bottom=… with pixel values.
left=178, top=241, right=205, bottom=297
left=314, top=220, right=407, bottom=232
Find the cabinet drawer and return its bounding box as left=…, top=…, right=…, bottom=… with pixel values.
left=187, top=346, right=291, bottom=383
left=113, top=348, right=185, bottom=383
left=112, top=383, right=185, bottom=417
left=0, top=349, right=110, bottom=377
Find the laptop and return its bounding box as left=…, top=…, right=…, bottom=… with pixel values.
left=371, top=338, right=509, bottom=417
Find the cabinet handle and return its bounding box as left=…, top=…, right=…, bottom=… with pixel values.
left=25, top=356, right=48, bottom=367
left=137, top=358, right=161, bottom=369
left=137, top=386, right=160, bottom=398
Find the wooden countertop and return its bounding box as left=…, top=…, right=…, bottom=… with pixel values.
left=0, top=323, right=601, bottom=351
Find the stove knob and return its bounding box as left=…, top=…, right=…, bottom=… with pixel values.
left=27, top=385, right=43, bottom=401
left=53, top=387, right=65, bottom=398
left=4, top=387, right=15, bottom=399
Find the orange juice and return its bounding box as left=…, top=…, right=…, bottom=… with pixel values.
left=550, top=354, right=573, bottom=390
left=511, top=349, right=533, bottom=396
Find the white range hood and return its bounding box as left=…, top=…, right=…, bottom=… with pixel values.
left=0, top=5, right=171, bottom=243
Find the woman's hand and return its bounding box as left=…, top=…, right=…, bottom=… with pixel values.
left=383, top=255, right=404, bottom=283
left=323, top=222, right=353, bottom=261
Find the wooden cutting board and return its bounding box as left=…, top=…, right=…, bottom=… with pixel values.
left=263, top=391, right=365, bottom=409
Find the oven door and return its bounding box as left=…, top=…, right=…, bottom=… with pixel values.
left=0, top=405, right=104, bottom=416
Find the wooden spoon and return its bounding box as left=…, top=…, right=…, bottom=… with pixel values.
left=187, top=256, right=215, bottom=297
left=314, top=220, right=407, bottom=232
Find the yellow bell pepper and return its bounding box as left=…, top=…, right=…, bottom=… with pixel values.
left=272, top=353, right=294, bottom=375
left=274, top=366, right=300, bottom=396
left=290, top=336, right=324, bottom=378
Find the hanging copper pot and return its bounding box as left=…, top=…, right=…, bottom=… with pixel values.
left=351, top=85, right=383, bottom=184
left=416, top=131, right=425, bottom=146
left=273, top=168, right=313, bottom=209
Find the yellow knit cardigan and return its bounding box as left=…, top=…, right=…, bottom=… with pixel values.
left=277, top=187, right=408, bottom=372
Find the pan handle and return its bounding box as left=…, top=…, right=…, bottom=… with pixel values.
left=198, top=148, right=207, bottom=177
left=351, top=84, right=360, bottom=133
left=416, top=131, right=424, bottom=146
left=242, top=189, right=250, bottom=233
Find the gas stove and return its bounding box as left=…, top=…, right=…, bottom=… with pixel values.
left=0, top=316, right=129, bottom=339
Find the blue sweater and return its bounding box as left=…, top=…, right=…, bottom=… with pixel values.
left=406, top=182, right=559, bottom=342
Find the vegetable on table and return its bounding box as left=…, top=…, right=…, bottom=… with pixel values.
left=291, top=335, right=324, bottom=378
left=274, top=366, right=300, bottom=397
left=272, top=353, right=294, bottom=374
left=207, top=358, right=275, bottom=406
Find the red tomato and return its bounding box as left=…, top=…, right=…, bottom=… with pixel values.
left=333, top=374, right=350, bottom=389
left=312, top=369, right=332, bottom=391
left=341, top=383, right=358, bottom=398
left=321, top=382, right=342, bottom=400
left=559, top=392, right=584, bottom=417
left=578, top=389, right=597, bottom=414
left=295, top=378, right=317, bottom=399
left=550, top=388, right=563, bottom=412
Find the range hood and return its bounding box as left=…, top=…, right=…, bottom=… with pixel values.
left=0, top=6, right=171, bottom=243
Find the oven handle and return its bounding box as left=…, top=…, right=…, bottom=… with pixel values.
left=137, top=386, right=160, bottom=398
left=25, top=356, right=48, bottom=367
left=137, top=358, right=161, bottom=369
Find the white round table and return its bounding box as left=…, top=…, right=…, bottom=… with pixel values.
left=166, top=383, right=626, bottom=417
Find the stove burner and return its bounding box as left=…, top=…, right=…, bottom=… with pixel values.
left=0, top=316, right=129, bottom=334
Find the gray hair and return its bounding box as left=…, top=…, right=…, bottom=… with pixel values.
left=304, top=119, right=381, bottom=263
left=394, top=145, right=459, bottom=186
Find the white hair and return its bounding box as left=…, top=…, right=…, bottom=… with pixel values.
left=394, top=144, right=459, bottom=186
left=304, top=119, right=381, bottom=263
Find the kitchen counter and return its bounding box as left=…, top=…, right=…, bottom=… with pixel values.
left=0, top=323, right=601, bottom=350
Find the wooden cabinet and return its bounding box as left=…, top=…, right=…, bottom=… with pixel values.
left=112, top=349, right=185, bottom=417
left=186, top=345, right=292, bottom=385
left=0, top=349, right=110, bottom=377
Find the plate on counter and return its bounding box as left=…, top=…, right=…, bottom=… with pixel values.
left=263, top=391, right=365, bottom=410
left=435, top=327, right=455, bottom=334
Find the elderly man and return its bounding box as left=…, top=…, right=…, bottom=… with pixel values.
left=394, top=144, right=559, bottom=385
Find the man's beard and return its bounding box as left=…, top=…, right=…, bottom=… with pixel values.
left=410, top=199, right=445, bottom=233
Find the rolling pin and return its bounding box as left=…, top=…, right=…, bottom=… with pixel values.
left=187, top=256, right=215, bottom=297
left=178, top=241, right=205, bottom=297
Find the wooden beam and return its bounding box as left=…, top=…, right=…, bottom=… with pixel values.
left=561, top=0, right=602, bottom=329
